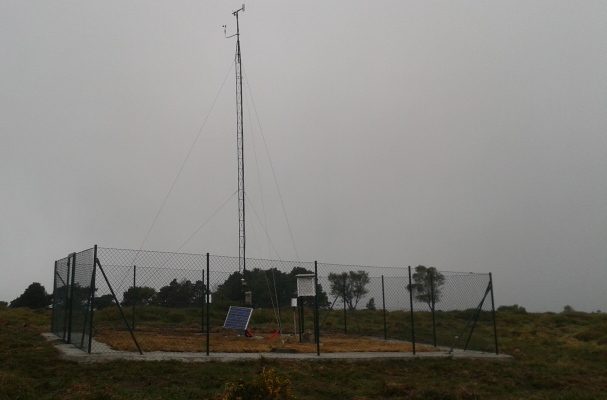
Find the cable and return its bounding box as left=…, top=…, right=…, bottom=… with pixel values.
left=138, top=190, right=238, bottom=287
left=173, top=190, right=238, bottom=254
left=245, top=196, right=282, bottom=260
left=263, top=270, right=281, bottom=331
left=271, top=268, right=283, bottom=334
left=133, top=62, right=234, bottom=264
left=243, top=73, right=301, bottom=261
left=243, top=86, right=269, bottom=258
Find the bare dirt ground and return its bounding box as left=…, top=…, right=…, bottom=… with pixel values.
left=94, top=327, right=432, bottom=353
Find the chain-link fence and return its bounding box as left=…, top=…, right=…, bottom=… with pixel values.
left=51, top=246, right=498, bottom=356
left=51, top=256, right=70, bottom=340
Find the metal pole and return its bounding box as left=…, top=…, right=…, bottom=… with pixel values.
left=463, top=284, right=491, bottom=351
left=343, top=274, right=347, bottom=335
left=80, top=247, right=97, bottom=353
left=87, top=245, right=97, bottom=354
left=201, top=269, right=205, bottom=336
left=489, top=273, right=499, bottom=354
left=229, top=6, right=246, bottom=275
left=381, top=275, right=387, bottom=340
left=67, top=253, right=76, bottom=344
left=314, top=261, right=320, bottom=356
left=206, top=253, right=210, bottom=356
left=96, top=258, right=143, bottom=355
left=51, top=261, right=58, bottom=334
left=408, top=266, right=416, bottom=355
left=132, top=265, right=136, bottom=331
left=299, top=297, right=306, bottom=342
left=430, top=270, right=437, bottom=347
left=62, top=257, right=71, bottom=341
left=296, top=298, right=300, bottom=341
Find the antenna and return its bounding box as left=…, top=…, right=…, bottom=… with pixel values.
left=225, top=5, right=247, bottom=275
left=223, top=5, right=245, bottom=38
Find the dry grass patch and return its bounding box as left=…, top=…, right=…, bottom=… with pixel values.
left=95, top=328, right=433, bottom=353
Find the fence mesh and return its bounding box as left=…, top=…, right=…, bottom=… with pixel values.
left=51, top=247, right=498, bottom=355
left=51, top=256, right=70, bottom=340
left=69, top=248, right=95, bottom=351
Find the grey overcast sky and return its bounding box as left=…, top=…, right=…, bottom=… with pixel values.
left=1, top=1, right=606, bottom=311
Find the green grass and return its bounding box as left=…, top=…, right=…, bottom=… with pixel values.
left=1, top=306, right=607, bottom=399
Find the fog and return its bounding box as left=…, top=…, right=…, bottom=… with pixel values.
left=1, top=1, right=606, bottom=311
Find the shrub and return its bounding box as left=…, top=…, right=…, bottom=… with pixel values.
left=573, top=324, right=607, bottom=342
left=497, top=304, right=527, bottom=314
left=9, top=283, right=51, bottom=309
left=166, top=311, right=186, bottom=323
left=217, top=367, right=295, bottom=400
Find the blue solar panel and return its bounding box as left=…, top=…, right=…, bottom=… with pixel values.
left=223, top=306, right=253, bottom=330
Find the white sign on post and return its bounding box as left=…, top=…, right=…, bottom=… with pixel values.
left=296, top=274, right=316, bottom=297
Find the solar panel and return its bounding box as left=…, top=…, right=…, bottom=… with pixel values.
left=223, top=306, right=254, bottom=330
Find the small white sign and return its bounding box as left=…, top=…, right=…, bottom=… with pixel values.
left=291, top=297, right=298, bottom=308
left=296, top=274, right=316, bottom=297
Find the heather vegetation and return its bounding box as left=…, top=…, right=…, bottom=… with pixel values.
left=1, top=305, right=606, bottom=399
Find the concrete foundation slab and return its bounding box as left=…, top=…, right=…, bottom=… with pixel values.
left=42, top=333, right=511, bottom=363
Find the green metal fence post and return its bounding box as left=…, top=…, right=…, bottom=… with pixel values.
left=382, top=275, right=387, bottom=340
left=201, top=269, right=205, bottom=336
left=343, top=273, right=347, bottom=335
left=490, top=273, right=499, bottom=354
left=62, top=257, right=71, bottom=341
left=51, top=261, right=57, bottom=334
left=132, top=265, right=136, bottom=331
left=67, top=253, right=76, bottom=344
left=87, top=245, right=97, bottom=353
left=314, top=261, right=320, bottom=356
left=206, top=253, right=210, bottom=356
left=408, top=266, right=416, bottom=355
left=96, top=257, right=143, bottom=355
left=430, top=269, right=437, bottom=347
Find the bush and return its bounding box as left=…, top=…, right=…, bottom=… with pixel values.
left=573, top=324, right=607, bottom=342
left=497, top=304, right=527, bottom=314
left=9, top=283, right=51, bottom=309
left=166, top=311, right=186, bottom=323
left=0, top=301, right=7, bottom=309
left=217, top=367, right=295, bottom=400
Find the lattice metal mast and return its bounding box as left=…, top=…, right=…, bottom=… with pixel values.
left=225, top=5, right=246, bottom=273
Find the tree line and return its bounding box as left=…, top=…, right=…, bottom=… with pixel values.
left=7, top=265, right=450, bottom=312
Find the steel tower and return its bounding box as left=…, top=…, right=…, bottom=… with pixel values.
left=226, top=5, right=246, bottom=273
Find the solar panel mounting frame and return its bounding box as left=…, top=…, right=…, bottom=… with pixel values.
left=223, top=306, right=254, bottom=331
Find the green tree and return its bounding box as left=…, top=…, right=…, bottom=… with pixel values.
left=153, top=279, right=205, bottom=308
left=328, top=271, right=370, bottom=310
left=10, top=283, right=52, bottom=309
left=407, top=265, right=445, bottom=312
left=213, top=267, right=328, bottom=308
left=121, top=286, right=157, bottom=307
left=497, top=304, right=527, bottom=314
left=95, top=294, right=115, bottom=310
left=366, top=297, right=376, bottom=311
